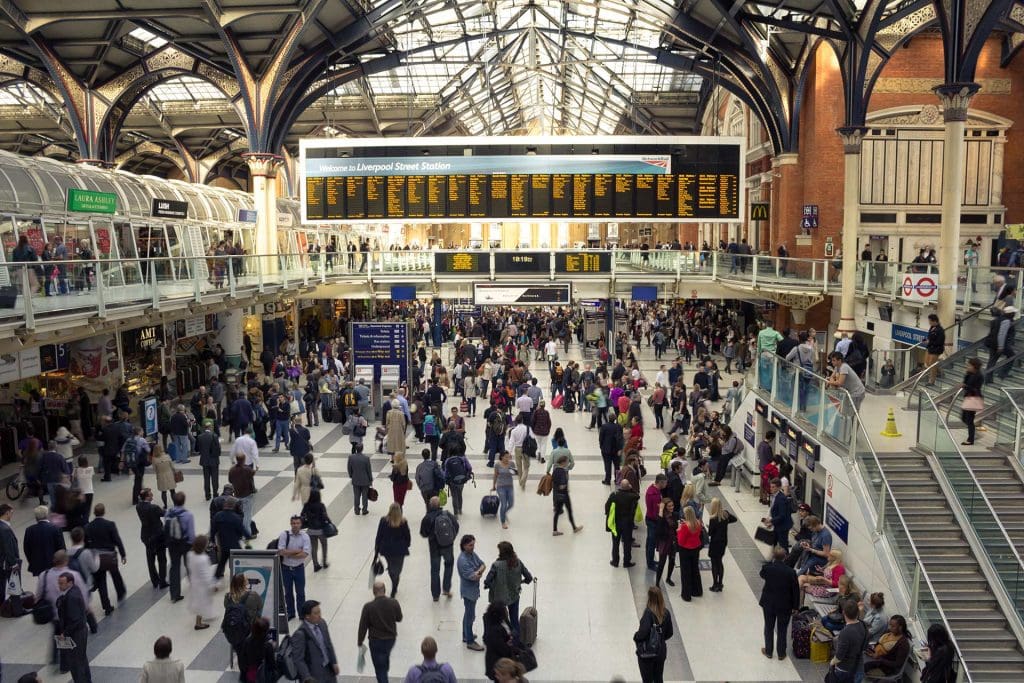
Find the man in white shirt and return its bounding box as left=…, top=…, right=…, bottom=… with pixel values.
left=544, top=339, right=558, bottom=372
left=515, top=390, right=533, bottom=427
left=507, top=415, right=530, bottom=491
left=232, top=431, right=259, bottom=470
left=655, top=365, right=667, bottom=388
left=278, top=515, right=312, bottom=620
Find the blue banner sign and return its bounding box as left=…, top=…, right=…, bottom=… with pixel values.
left=825, top=503, right=850, bottom=544
left=238, top=209, right=258, bottom=223
left=744, top=423, right=755, bottom=447
left=891, top=323, right=927, bottom=346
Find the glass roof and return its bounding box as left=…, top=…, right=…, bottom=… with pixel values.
left=0, top=81, right=60, bottom=108
left=128, top=28, right=168, bottom=50
left=146, top=76, right=227, bottom=104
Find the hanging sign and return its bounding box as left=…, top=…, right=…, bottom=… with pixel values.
left=151, top=198, right=189, bottom=219
left=751, top=203, right=770, bottom=220
left=899, top=273, right=939, bottom=302
left=67, top=188, right=117, bottom=214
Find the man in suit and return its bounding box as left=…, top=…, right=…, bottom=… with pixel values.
left=762, top=478, right=793, bottom=550
left=55, top=572, right=92, bottom=682
left=759, top=547, right=800, bottom=660
left=23, top=505, right=65, bottom=576
left=293, top=599, right=340, bottom=682
left=84, top=504, right=126, bottom=615
left=0, top=504, right=19, bottom=602
left=347, top=444, right=374, bottom=515
left=604, top=480, right=640, bottom=568
left=598, top=418, right=624, bottom=485
left=211, top=497, right=250, bottom=579
left=195, top=420, right=222, bottom=501
left=136, top=489, right=168, bottom=589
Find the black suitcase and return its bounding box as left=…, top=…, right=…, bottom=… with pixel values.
left=480, top=494, right=499, bottom=516
left=0, top=285, right=15, bottom=309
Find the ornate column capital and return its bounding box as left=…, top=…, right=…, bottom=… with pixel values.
left=836, top=126, right=868, bottom=155
left=933, top=83, right=981, bottom=122
left=772, top=153, right=799, bottom=167
left=242, top=152, right=285, bottom=178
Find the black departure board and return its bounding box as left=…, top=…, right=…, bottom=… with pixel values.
left=306, top=177, right=325, bottom=220
left=406, top=175, right=426, bottom=217
left=494, top=251, right=550, bottom=273
left=345, top=176, right=366, bottom=218
left=556, top=251, right=611, bottom=274
left=303, top=139, right=743, bottom=222
left=434, top=251, right=490, bottom=274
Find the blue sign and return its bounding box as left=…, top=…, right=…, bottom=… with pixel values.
left=238, top=208, right=258, bottom=223
left=631, top=285, right=658, bottom=302
left=744, top=423, right=755, bottom=447
left=891, top=323, right=927, bottom=346
left=390, top=285, right=417, bottom=301
left=143, top=396, right=158, bottom=437
left=825, top=503, right=850, bottom=544
left=351, top=322, right=410, bottom=384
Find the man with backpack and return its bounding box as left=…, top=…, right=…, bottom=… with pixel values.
left=124, top=426, right=151, bottom=507
left=415, top=450, right=445, bottom=510
left=484, top=407, right=507, bottom=467
left=419, top=496, right=459, bottom=602
left=442, top=451, right=472, bottom=516
left=163, top=492, right=196, bottom=603
left=402, top=636, right=457, bottom=682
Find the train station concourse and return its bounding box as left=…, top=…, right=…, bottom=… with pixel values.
left=4, top=1, right=1024, bottom=682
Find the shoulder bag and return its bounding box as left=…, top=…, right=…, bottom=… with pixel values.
left=32, top=570, right=54, bottom=625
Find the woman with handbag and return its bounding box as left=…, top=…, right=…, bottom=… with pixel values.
left=151, top=444, right=177, bottom=509
left=960, top=358, right=984, bottom=445
left=374, top=503, right=410, bottom=597
left=634, top=585, right=674, bottom=683
left=706, top=497, right=738, bottom=592
left=390, top=452, right=411, bottom=506
left=292, top=454, right=319, bottom=505
left=654, top=499, right=677, bottom=587
left=301, top=489, right=333, bottom=572
left=675, top=506, right=704, bottom=601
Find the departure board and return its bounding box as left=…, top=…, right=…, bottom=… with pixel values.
left=306, top=177, right=325, bottom=220
left=301, top=136, right=744, bottom=223
left=434, top=251, right=490, bottom=274
left=556, top=251, right=611, bottom=274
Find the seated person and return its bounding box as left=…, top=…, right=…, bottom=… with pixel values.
left=820, top=575, right=861, bottom=632
left=797, top=515, right=833, bottom=576
left=785, top=503, right=814, bottom=567
left=798, top=549, right=845, bottom=596
left=862, top=592, right=888, bottom=643
left=864, top=615, right=911, bottom=677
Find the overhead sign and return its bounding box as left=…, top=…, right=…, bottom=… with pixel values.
left=825, top=503, right=850, bottom=544
left=390, top=285, right=417, bottom=301
left=435, top=251, right=490, bottom=274
left=555, top=251, right=611, bottom=274
left=493, top=252, right=550, bottom=273
left=900, top=272, right=938, bottom=302
left=892, top=323, right=928, bottom=346
left=39, top=343, right=69, bottom=373
left=238, top=208, right=258, bottom=223
left=751, top=203, right=770, bottom=220
left=631, top=285, right=658, bottom=301
left=67, top=188, right=117, bottom=214
left=151, top=198, right=189, bottom=219
left=473, top=283, right=572, bottom=306
left=350, top=321, right=411, bottom=384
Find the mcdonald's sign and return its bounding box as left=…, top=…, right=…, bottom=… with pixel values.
left=750, top=203, right=770, bottom=220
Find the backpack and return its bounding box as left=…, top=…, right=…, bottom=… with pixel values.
left=423, top=415, right=437, bottom=437
left=163, top=510, right=185, bottom=543
left=433, top=511, right=456, bottom=547
left=353, top=421, right=367, bottom=437
left=445, top=456, right=468, bottom=485
left=221, top=596, right=252, bottom=646
left=68, top=548, right=90, bottom=589
left=275, top=634, right=300, bottom=681
left=416, top=663, right=448, bottom=683
left=416, top=463, right=436, bottom=492
left=522, top=433, right=538, bottom=458
left=122, top=437, right=139, bottom=468
left=343, top=391, right=357, bottom=408
left=844, top=344, right=864, bottom=367
left=488, top=413, right=506, bottom=437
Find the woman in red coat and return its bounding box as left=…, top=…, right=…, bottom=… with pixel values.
left=676, top=505, right=704, bottom=601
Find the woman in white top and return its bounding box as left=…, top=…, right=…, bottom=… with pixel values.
left=54, top=426, right=80, bottom=460
left=140, top=635, right=186, bottom=683
left=292, top=454, right=318, bottom=504
left=186, top=535, right=218, bottom=630
left=72, top=455, right=95, bottom=523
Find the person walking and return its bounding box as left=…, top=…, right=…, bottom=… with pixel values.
left=288, top=415, right=312, bottom=471
left=923, top=313, right=945, bottom=386
left=140, top=635, right=186, bottom=683
left=402, top=636, right=457, bottom=682
left=348, top=444, right=374, bottom=515
left=386, top=399, right=408, bottom=457
left=228, top=454, right=257, bottom=538
left=420, top=496, right=459, bottom=602
left=357, top=581, right=404, bottom=683
left=151, top=444, right=178, bottom=509
left=491, top=451, right=516, bottom=530
left=644, top=474, right=667, bottom=571
left=136, top=489, right=168, bottom=589
left=598, top=417, right=624, bottom=485
left=415, top=449, right=445, bottom=509
left=443, top=449, right=472, bottom=516
left=676, top=505, right=704, bottom=601
left=375, top=503, right=411, bottom=597
left=605, top=480, right=640, bottom=568
left=763, top=478, right=794, bottom=550
left=183, top=534, right=218, bottom=630
left=237, top=616, right=276, bottom=682
left=759, top=546, right=800, bottom=660
left=301, top=489, right=333, bottom=572
left=483, top=541, right=533, bottom=635
left=390, top=452, right=412, bottom=507
left=507, top=416, right=530, bottom=490
left=551, top=455, right=582, bottom=535
left=634, top=585, right=674, bottom=683
left=707, top=497, right=738, bottom=592
left=55, top=572, right=91, bottom=683
left=960, top=357, right=984, bottom=445
left=270, top=394, right=291, bottom=453
left=211, top=498, right=249, bottom=579
left=293, top=454, right=319, bottom=506
left=84, top=504, right=127, bottom=615
left=23, top=505, right=65, bottom=577
left=0, top=504, right=20, bottom=603
left=530, top=401, right=552, bottom=463
left=292, top=599, right=340, bottom=682
left=277, top=515, right=311, bottom=621
left=221, top=573, right=263, bottom=665
left=195, top=420, right=221, bottom=501
left=457, top=534, right=487, bottom=651
left=654, top=499, right=678, bottom=586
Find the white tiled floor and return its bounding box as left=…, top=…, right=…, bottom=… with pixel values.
left=0, top=345, right=822, bottom=682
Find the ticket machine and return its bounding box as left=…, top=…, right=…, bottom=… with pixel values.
left=354, top=364, right=374, bottom=417
left=380, top=365, right=402, bottom=412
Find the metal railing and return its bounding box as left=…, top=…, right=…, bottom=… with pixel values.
left=994, top=388, right=1024, bottom=462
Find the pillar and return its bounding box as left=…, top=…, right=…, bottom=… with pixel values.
left=836, top=127, right=866, bottom=335
left=934, top=83, right=980, bottom=349
left=246, top=154, right=284, bottom=274
left=292, top=300, right=301, bottom=356
left=771, top=154, right=800, bottom=257
left=432, top=299, right=443, bottom=348
left=217, top=308, right=245, bottom=367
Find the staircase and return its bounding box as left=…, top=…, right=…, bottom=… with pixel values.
left=954, top=453, right=1024, bottom=554
left=879, top=452, right=1024, bottom=681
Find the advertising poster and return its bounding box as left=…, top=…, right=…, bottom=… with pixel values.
left=230, top=551, right=282, bottom=629
left=143, top=397, right=158, bottom=436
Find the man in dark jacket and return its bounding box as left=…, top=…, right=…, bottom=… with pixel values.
left=987, top=306, right=1017, bottom=379
left=23, top=505, right=65, bottom=576
left=347, top=445, right=373, bottom=515
left=924, top=313, right=946, bottom=385
left=195, top=420, right=221, bottom=501
left=763, top=479, right=794, bottom=550
left=55, top=572, right=91, bottom=683
left=418, top=497, right=459, bottom=601
left=168, top=406, right=191, bottom=464
left=84, top=504, right=126, bottom=615
left=38, top=446, right=69, bottom=507
left=98, top=416, right=124, bottom=482
left=136, top=489, right=168, bottom=589
left=598, top=420, right=624, bottom=485
left=759, top=547, right=800, bottom=660
left=211, top=497, right=250, bottom=578
left=229, top=394, right=254, bottom=440
left=604, top=480, right=640, bottom=567
left=0, top=503, right=20, bottom=602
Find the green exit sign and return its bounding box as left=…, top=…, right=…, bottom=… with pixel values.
left=67, top=188, right=117, bottom=214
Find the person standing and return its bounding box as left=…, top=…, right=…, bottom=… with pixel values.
left=348, top=444, right=374, bottom=515
left=270, top=394, right=291, bottom=453
left=457, top=534, right=487, bottom=651
left=530, top=400, right=552, bottom=462
left=390, top=452, right=411, bottom=507
left=0, top=504, right=20, bottom=603
left=211, top=498, right=249, bottom=579
left=385, top=399, right=408, bottom=457
left=288, top=414, right=312, bottom=471
left=707, top=497, right=738, bottom=592
left=277, top=515, right=311, bottom=621
left=507, top=415, right=530, bottom=490
left=195, top=420, right=221, bottom=501
left=420, top=496, right=459, bottom=602
left=151, top=444, right=178, bottom=509
left=55, top=572, right=91, bottom=683
left=605, top=480, right=640, bottom=568
left=644, top=474, right=666, bottom=571
left=84, top=504, right=127, bottom=615
left=186, top=535, right=218, bottom=630
left=676, top=506, right=704, bottom=601
left=763, top=478, right=794, bottom=550
left=551, top=455, right=582, bottom=536
left=136, top=489, right=168, bottom=589
left=375, top=503, right=411, bottom=597
left=759, top=546, right=800, bottom=660
left=960, top=358, right=984, bottom=446
left=23, top=505, right=64, bottom=577
left=164, top=492, right=196, bottom=604
left=228, top=454, right=257, bottom=538
left=490, top=451, right=516, bottom=530
left=654, top=499, right=678, bottom=587
left=483, top=541, right=533, bottom=635
left=299, top=489, right=332, bottom=573
left=924, top=313, right=945, bottom=386
left=357, top=581, right=404, bottom=683
left=598, top=417, right=624, bottom=485
left=403, top=636, right=457, bottom=682
left=140, top=636, right=186, bottom=683
left=633, top=585, right=674, bottom=683
left=292, top=599, right=340, bottom=682
left=482, top=603, right=516, bottom=681
left=168, top=406, right=192, bottom=464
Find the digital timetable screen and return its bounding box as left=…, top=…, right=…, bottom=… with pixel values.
left=300, top=136, right=744, bottom=224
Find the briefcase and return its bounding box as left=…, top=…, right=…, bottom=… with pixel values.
left=754, top=525, right=776, bottom=545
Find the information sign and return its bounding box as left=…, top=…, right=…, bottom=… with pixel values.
left=473, top=283, right=571, bottom=306
left=555, top=252, right=611, bottom=274
left=350, top=321, right=410, bottom=384
left=39, top=343, right=68, bottom=373
left=493, top=252, right=550, bottom=273
left=238, top=209, right=258, bottom=223
left=825, top=503, right=850, bottom=544
left=434, top=252, right=490, bottom=274
left=151, top=198, right=189, bottom=219
left=143, top=396, right=158, bottom=436
left=67, top=188, right=117, bottom=214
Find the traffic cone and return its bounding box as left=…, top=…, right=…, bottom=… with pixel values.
left=880, top=408, right=902, bottom=437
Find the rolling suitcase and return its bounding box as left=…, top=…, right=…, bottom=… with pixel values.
left=791, top=607, right=815, bottom=659
left=519, top=577, right=538, bottom=646
left=480, top=494, right=499, bottom=517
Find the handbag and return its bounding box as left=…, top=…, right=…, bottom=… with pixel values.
left=372, top=553, right=385, bottom=576
left=98, top=551, right=118, bottom=572
left=322, top=521, right=338, bottom=538
left=754, top=525, right=776, bottom=545
left=32, top=571, right=54, bottom=625
left=173, top=469, right=184, bottom=484
left=438, top=489, right=448, bottom=507
left=961, top=395, right=984, bottom=412
left=512, top=643, right=538, bottom=672
left=367, top=487, right=379, bottom=502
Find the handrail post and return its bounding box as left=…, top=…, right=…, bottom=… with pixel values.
left=770, top=356, right=779, bottom=402
left=751, top=255, right=758, bottom=287
left=151, top=261, right=160, bottom=310
left=227, top=257, right=236, bottom=298
left=675, top=250, right=681, bottom=281
left=21, top=265, right=34, bottom=330
left=302, top=260, right=309, bottom=287
left=193, top=259, right=202, bottom=302
left=711, top=250, right=718, bottom=279
left=775, top=257, right=780, bottom=279
left=909, top=562, right=921, bottom=620
left=95, top=260, right=105, bottom=317
left=876, top=480, right=886, bottom=534
left=817, top=378, right=827, bottom=438
left=1016, top=407, right=1023, bottom=464
left=256, top=255, right=265, bottom=293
